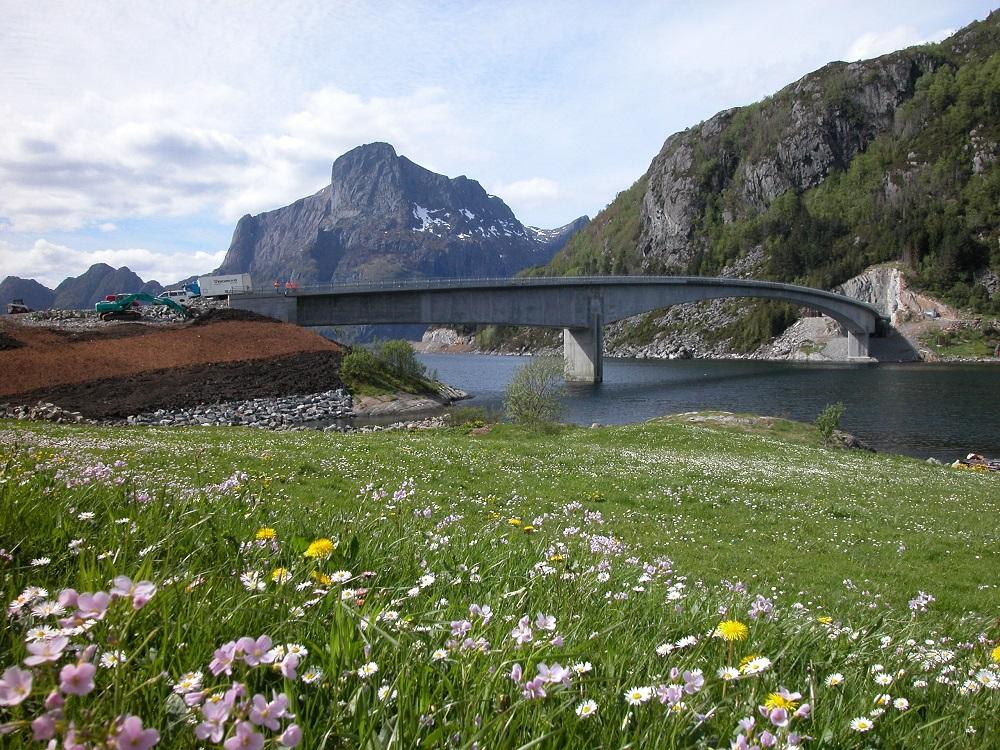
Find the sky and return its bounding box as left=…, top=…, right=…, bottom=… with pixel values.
left=0, top=0, right=995, bottom=287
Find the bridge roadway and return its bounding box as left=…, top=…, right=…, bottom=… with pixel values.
left=230, top=276, right=887, bottom=383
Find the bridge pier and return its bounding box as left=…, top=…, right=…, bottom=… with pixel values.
left=847, top=329, right=870, bottom=359
left=563, top=315, right=603, bottom=383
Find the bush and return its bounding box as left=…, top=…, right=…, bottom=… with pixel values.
left=815, top=401, right=845, bottom=444
left=504, top=356, right=565, bottom=425
left=376, top=340, right=426, bottom=379
left=339, top=348, right=383, bottom=384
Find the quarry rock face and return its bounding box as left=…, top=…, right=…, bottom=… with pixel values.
left=217, top=142, right=588, bottom=284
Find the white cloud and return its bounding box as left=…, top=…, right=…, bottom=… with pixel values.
left=0, top=239, right=225, bottom=287
left=491, top=178, right=561, bottom=210
left=844, top=25, right=954, bottom=62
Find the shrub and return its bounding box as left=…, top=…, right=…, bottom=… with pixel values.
left=504, top=356, right=565, bottom=425
left=376, top=340, right=426, bottom=379
left=815, top=401, right=845, bottom=444
left=339, top=348, right=383, bottom=384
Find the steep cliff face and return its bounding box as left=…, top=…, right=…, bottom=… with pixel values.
left=218, top=142, right=588, bottom=284
left=541, top=10, right=1000, bottom=352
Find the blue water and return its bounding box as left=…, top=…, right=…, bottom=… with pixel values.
left=417, top=353, right=1000, bottom=460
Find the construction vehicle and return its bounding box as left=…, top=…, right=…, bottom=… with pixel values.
left=6, top=298, right=32, bottom=314
left=94, top=293, right=191, bottom=321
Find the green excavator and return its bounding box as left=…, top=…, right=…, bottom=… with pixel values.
left=94, top=293, right=192, bottom=322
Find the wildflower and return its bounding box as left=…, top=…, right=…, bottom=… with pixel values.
left=432, top=649, right=448, bottom=661
left=301, top=667, right=324, bottom=684
left=24, top=635, right=68, bottom=666
left=279, top=724, right=302, bottom=748
left=271, top=568, right=291, bottom=584
left=114, top=715, right=160, bottom=750
left=511, top=616, right=533, bottom=645
left=330, top=570, right=352, bottom=583
left=237, top=635, right=274, bottom=667
left=25, top=625, right=60, bottom=642
left=377, top=684, right=397, bottom=701
left=624, top=686, right=653, bottom=705
left=227, top=721, right=264, bottom=750
left=0, top=666, right=33, bottom=706
left=893, top=697, right=910, bottom=710
left=764, top=690, right=799, bottom=711
left=849, top=716, right=874, bottom=732
left=874, top=673, right=893, bottom=686
left=508, top=518, right=522, bottom=526
left=250, top=693, right=289, bottom=731
left=110, top=576, right=157, bottom=609
left=173, top=672, right=203, bottom=694
left=522, top=676, right=546, bottom=699
left=310, top=571, right=332, bottom=586
left=255, top=527, right=277, bottom=540
left=816, top=616, right=833, bottom=624
left=825, top=673, right=844, bottom=686
left=991, top=644, right=1000, bottom=663
left=572, top=661, right=593, bottom=675
left=718, top=666, right=740, bottom=681
left=716, top=620, right=749, bottom=642
left=522, top=525, right=535, bottom=533
left=286, top=644, right=308, bottom=658
left=741, top=656, right=771, bottom=675
left=304, top=538, right=336, bottom=559
left=31, top=557, right=51, bottom=567
left=59, top=662, right=97, bottom=695
left=240, top=571, right=265, bottom=592
left=576, top=699, right=598, bottom=718
left=100, top=650, right=127, bottom=668
left=357, top=662, right=379, bottom=679
left=535, top=613, right=556, bottom=631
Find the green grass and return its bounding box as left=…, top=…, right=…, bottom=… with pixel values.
left=1, top=417, right=999, bottom=748
left=921, top=326, right=1000, bottom=358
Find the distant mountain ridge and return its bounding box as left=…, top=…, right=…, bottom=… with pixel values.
left=217, top=142, right=589, bottom=283
left=1, top=264, right=163, bottom=312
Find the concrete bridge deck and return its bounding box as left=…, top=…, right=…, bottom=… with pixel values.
left=230, top=276, right=887, bottom=383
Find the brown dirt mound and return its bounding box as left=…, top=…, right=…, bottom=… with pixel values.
left=0, top=330, right=24, bottom=350
left=6, top=350, right=344, bottom=420
left=0, top=316, right=344, bottom=403
left=188, top=308, right=274, bottom=326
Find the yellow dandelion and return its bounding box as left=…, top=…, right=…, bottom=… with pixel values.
left=255, top=527, right=276, bottom=540
left=271, top=567, right=291, bottom=584
left=739, top=653, right=762, bottom=668
left=522, top=525, right=535, bottom=534
left=717, top=620, right=749, bottom=642
left=549, top=554, right=565, bottom=562
left=764, top=692, right=798, bottom=711
left=816, top=616, right=833, bottom=624
left=304, top=538, right=336, bottom=559
left=310, top=571, right=332, bottom=586
left=991, top=644, right=1000, bottom=663
left=507, top=518, right=522, bottom=526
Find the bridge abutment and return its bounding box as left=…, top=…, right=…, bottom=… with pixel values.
left=564, top=315, right=603, bottom=383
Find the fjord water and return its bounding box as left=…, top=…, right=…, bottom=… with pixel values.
left=418, top=353, right=1000, bottom=461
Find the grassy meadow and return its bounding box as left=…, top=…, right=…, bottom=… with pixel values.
left=1, top=415, right=999, bottom=748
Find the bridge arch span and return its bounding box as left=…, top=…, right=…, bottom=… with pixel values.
left=230, top=276, right=885, bottom=383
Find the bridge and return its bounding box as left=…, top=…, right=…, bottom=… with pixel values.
left=229, top=276, right=887, bottom=383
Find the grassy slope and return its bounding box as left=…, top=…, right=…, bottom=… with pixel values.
left=2, top=418, right=999, bottom=747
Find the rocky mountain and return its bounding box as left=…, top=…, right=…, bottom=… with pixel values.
left=1, top=264, right=163, bottom=313
left=217, top=142, right=588, bottom=284
left=0, top=277, right=55, bottom=312
left=539, top=10, right=1000, bottom=350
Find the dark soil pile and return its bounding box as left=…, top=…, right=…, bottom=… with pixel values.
left=6, top=350, right=344, bottom=420
left=0, top=330, right=23, bottom=350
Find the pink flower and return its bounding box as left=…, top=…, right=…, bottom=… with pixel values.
left=32, top=713, right=56, bottom=741
left=279, top=653, right=299, bottom=680
left=223, top=721, right=264, bottom=750
left=521, top=676, right=546, bottom=699
left=24, top=635, right=69, bottom=666
left=59, top=662, right=96, bottom=695
left=0, top=666, right=33, bottom=706
left=58, top=589, right=79, bottom=609
left=210, top=641, right=237, bottom=676
left=75, top=592, right=111, bottom=621
left=236, top=636, right=273, bottom=667
left=249, top=692, right=288, bottom=731
left=510, top=616, right=533, bottom=645
left=195, top=701, right=231, bottom=744
left=279, top=724, right=302, bottom=747
left=510, top=663, right=523, bottom=684
left=111, top=577, right=157, bottom=610
left=114, top=715, right=160, bottom=750
left=45, top=690, right=64, bottom=710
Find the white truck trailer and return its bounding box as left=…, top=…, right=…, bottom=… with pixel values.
left=197, top=274, right=253, bottom=297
